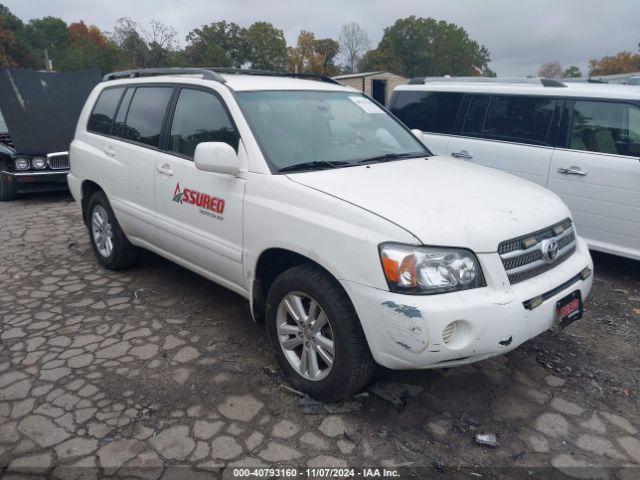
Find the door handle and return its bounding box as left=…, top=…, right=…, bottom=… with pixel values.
left=157, top=164, right=174, bottom=176
left=451, top=150, right=473, bottom=160
left=103, top=146, right=115, bottom=157
left=558, top=166, right=587, bottom=176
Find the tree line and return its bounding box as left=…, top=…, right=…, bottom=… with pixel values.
left=0, top=4, right=495, bottom=78
left=538, top=44, right=640, bottom=79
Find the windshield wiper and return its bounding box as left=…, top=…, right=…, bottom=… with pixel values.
left=279, top=160, right=348, bottom=173
left=356, top=152, right=426, bottom=165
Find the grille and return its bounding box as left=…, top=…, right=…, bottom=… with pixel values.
left=47, top=152, right=70, bottom=170
left=0, top=133, right=14, bottom=149
left=498, top=219, right=576, bottom=285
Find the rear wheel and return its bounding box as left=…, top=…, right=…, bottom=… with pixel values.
left=87, top=191, right=136, bottom=270
left=265, top=264, right=375, bottom=402
left=0, top=175, right=16, bottom=201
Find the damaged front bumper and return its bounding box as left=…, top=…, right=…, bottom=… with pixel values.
left=342, top=237, right=593, bottom=370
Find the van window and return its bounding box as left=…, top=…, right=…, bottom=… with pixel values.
left=570, top=100, right=640, bottom=156
left=483, top=96, right=555, bottom=145
left=462, top=95, right=490, bottom=136
left=168, top=88, right=238, bottom=158
left=391, top=91, right=463, bottom=134
left=123, top=87, right=173, bottom=147
left=88, top=87, right=124, bottom=135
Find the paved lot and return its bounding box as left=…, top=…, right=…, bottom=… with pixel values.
left=1, top=193, right=639, bottom=479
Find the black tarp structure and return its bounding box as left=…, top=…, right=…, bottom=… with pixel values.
left=0, top=69, right=101, bottom=155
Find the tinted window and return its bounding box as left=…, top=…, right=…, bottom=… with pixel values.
left=112, top=88, right=134, bottom=139
left=571, top=100, right=640, bottom=156
left=168, top=89, right=238, bottom=158
left=483, top=96, right=555, bottom=145
left=462, top=95, right=489, bottom=135
left=391, top=91, right=463, bottom=134
left=123, top=87, right=173, bottom=147
left=88, top=87, right=124, bottom=134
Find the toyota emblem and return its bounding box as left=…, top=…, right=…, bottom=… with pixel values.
left=541, top=239, right=559, bottom=264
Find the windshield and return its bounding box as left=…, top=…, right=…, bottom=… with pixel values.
left=236, top=91, right=429, bottom=172
left=0, top=109, right=7, bottom=134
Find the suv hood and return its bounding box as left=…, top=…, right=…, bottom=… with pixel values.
left=287, top=156, right=571, bottom=253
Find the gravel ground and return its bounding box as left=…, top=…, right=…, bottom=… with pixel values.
left=1, top=193, right=639, bottom=479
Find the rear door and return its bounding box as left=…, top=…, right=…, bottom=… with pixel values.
left=549, top=99, right=640, bottom=259
left=154, top=86, right=246, bottom=289
left=104, top=85, right=173, bottom=244
left=390, top=90, right=463, bottom=155
left=446, top=94, right=557, bottom=187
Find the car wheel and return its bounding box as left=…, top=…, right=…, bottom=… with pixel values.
left=0, top=175, right=17, bottom=201
left=265, top=264, right=375, bottom=402
left=87, top=190, right=136, bottom=270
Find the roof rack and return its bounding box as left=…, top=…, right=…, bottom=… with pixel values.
left=205, top=68, right=341, bottom=85
left=102, top=67, right=341, bottom=85
left=407, top=76, right=567, bottom=88
left=103, top=68, right=227, bottom=83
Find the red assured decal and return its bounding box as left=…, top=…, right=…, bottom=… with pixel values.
left=172, top=183, right=225, bottom=214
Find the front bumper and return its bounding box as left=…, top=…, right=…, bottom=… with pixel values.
left=342, top=237, right=593, bottom=370
left=2, top=170, right=70, bottom=193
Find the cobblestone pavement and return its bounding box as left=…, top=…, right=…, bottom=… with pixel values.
left=1, top=194, right=639, bottom=479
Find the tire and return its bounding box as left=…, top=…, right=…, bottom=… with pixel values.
left=0, top=174, right=16, bottom=201
left=265, top=264, right=375, bottom=402
left=87, top=190, right=136, bottom=270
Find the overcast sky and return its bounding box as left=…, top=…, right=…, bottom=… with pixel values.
left=6, top=0, right=639, bottom=76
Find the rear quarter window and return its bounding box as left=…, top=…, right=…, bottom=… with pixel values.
left=391, top=91, right=463, bottom=134
left=87, top=87, right=125, bottom=135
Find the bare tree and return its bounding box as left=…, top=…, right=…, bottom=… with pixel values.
left=339, top=22, right=370, bottom=73
left=143, top=20, right=177, bottom=67
left=538, top=61, right=563, bottom=79
left=110, top=17, right=177, bottom=68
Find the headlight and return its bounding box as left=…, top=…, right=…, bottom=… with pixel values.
left=31, top=157, right=47, bottom=169
left=15, top=157, right=30, bottom=171
left=379, top=243, right=485, bottom=294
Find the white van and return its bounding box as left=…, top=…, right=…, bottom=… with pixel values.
left=69, top=69, right=593, bottom=400
left=391, top=78, right=640, bottom=261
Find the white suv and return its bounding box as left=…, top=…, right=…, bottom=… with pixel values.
left=69, top=68, right=593, bottom=401
left=392, top=77, right=640, bottom=261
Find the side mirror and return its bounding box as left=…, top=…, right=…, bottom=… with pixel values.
left=411, top=129, right=423, bottom=140
left=194, top=142, right=239, bottom=175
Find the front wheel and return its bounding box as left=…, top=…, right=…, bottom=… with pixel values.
left=265, top=264, right=375, bottom=402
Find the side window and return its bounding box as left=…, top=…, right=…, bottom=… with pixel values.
left=112, top=88, right=134, bottom=139
left=571, top=100, right=640, bottom=156
left=168, top=88, right=238, bottom=158
left=461, top=95, right=489, bottom=136
left=123, top=87, right=173, bottom=147
left=87, top=87, right=124, bottom=135
left=483, top=95, right=556, bottom=145
left=391, top=91, right=463, bottom=134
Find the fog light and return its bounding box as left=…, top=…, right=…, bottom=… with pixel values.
left=31, top=157, right=46, bottom=169
left=15, top=157, right=29, bottom=171
left=579, top=267, right=592, bottom=280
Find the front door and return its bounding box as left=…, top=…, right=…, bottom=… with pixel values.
left=549, top=99, right=640, bottom=259
left=155, top=86, right=246, bottom=289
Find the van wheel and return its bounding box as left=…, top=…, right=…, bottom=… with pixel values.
left=87, top=191, right=136, bottom=270
left=0, top=175, right=16, bottom=201
left=265, top=264, right=375, bottom=402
